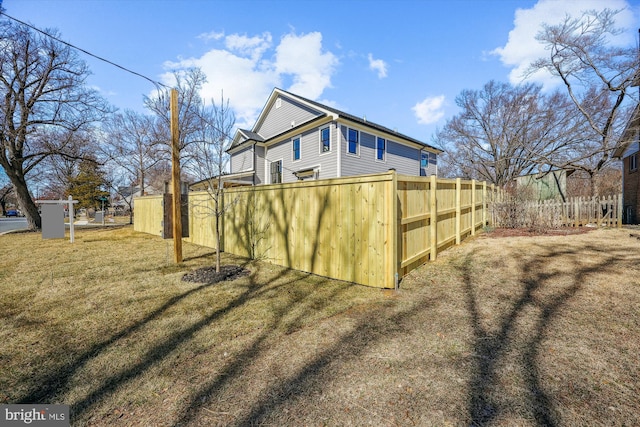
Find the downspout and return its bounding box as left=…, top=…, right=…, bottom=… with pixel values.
left=252, top=142, right=256, bottom=186
left=336, top=121, right=342, bottom=178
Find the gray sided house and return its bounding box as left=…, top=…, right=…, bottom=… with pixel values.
left=226, top=88, right=441, bottom=186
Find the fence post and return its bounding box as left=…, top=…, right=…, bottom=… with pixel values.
left=482, top=181, right=487, bottom=227
left=471, top=179, right=476, bottom=236
left=389, top=171, right=399, bottom=289
left=430, top=175, right=437, bottom=261
left=490, top=184, right=496, bottom=226
left=456, top=178, right=461, bottom=245
left=617, top=193, right=623, bottom=228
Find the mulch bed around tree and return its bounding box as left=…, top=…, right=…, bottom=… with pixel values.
left=182, top=265, right=250, bottom=284
left=482, top=226, right=596, bottom=238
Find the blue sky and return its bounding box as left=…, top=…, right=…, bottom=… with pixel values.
left=3, top=0, right=640, bottom=146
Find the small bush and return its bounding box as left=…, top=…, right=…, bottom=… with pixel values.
left=490, top=186, right=562, bottom=232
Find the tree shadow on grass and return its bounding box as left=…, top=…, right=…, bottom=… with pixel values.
left=66, top=264, right=334, bottom=421
left=17, top=260, right=284, bottom=408
left=459, top=244, right=617, bottom=426
left=171, top=285, right=434, bottom=426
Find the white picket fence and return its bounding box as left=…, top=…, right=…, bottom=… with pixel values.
left=492, top=194, right=622, bottom=229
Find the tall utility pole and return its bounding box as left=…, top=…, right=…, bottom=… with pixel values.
left=170, top=88, right=183, bottom=263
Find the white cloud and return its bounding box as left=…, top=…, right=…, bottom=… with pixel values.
left=492, top=0, right=635, bottom=89
left=160, top=31, right=338, bottom=130
left=367, top=53, right=388, bottom=78
left=275, top=32, right=338, bottom=99
left=225, top=32, right=272, bottom=61
left=197, top=31, right=225, bottom=41
left=412, top=95, right=445, bottom=125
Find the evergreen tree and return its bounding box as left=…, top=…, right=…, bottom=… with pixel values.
left=66, top=158, right=109, bottom=210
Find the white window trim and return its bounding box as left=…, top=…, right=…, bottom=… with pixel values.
left=292, top=135, right=302, bottom=162
left=319, top=126, right=332, bottom=155
left=346, top=127, right=360, bottom=157
left=269, top=158, right=284, bottom=184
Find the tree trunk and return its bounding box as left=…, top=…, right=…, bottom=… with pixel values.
left=214, top=188, right=221, bottom=274
left=589, top=172, right=598, bottom=198
left=12, top=176, right=41, bottom=230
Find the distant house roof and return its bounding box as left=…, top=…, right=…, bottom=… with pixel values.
left=189, top=171, right=254, bottom=190
left=229, top=88, right=443, bottom=153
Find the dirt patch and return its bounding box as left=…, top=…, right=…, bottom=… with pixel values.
left=181, top=264, right=250, bottom=284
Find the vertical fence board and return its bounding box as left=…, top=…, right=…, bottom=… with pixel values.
left=133, top=195, right=164, bottom=236
left=136, top=172, right=499, bottom=288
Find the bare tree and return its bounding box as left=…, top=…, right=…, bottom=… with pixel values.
left=102, top=110, right=164, bottom=197
left=435, top=80, right=577, bottom=186
left=529, top=8, right=638, bottom=195
left=34, top=129, right=96, bottom=199
left=0, top=20, right=109, bottom=229
left=144, top=68, right=206, bottom=163
left=188, top=92, right=236, bottom=272
left=0, top=172, right=12, bottom=216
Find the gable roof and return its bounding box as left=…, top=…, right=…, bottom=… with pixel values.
left=229, top=87, right=443, bottom=153
left=238, top=129, right=265, bottom=142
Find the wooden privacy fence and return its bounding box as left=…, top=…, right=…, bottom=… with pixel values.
left=180, top=171, right=498, bottom=289
left=133, top=195, right=164, bottom=236
left=492, top=194, right=622, bottom=229
left=133, top=194, right=189, bottom=238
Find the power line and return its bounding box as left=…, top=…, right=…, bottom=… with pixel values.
left=0, top=11, right=170, bottom=90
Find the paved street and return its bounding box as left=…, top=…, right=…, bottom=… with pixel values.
left=0, top=218, right=28, bottom=234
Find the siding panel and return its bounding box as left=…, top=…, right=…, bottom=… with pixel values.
left=230, top=146, right=254, bottom=173
left=256, top=96, right=322, bottom=139
left=339, top=125, right=422, bottom=177
left=264, top=125, right=339, bottom=183
left=255, top=146, right=266, bottom=185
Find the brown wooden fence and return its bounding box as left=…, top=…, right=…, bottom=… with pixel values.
left=164, top=171, right=497, bottom=288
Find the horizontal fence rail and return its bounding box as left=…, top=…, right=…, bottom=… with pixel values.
left=135, top=172, right=500, bottom=288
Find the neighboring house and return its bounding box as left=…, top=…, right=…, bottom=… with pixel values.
left=225, top=88, right=442, bottom=186
left=613, top=103, right=640, bottom=224
left=515, top=169, right=570, bottom=202
left=113, top=184, right=162, bottom=210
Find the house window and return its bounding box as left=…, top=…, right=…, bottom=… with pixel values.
left=421, top=152, right=428, bottom=168
left=348, top=128, right=359, bottom=154
left=630, top=153, right=638, bottom=172
left=429, top=152, right=437, bottom=166
left=376, top=137, right=386, bottom=161
left=293, top=137, right=301, bottom=161
left=320, top=127, right=330, bottom=153
left=270, top=160, right=282, bottom=183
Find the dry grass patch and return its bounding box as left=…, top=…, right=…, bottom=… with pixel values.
left=1, top=226, right=638, bottom=426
